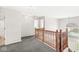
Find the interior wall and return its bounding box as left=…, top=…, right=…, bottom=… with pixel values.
left=0, top=7, right=5, bottom=37
left=0, top=7, right=22, bottom=45
left=45, top=17, right=58, bottom=31
left=21, top=16, right=35, bottom=37
left=3, top=7, right=35, bottom=37
left=0, top=7, right=35, bottom=45
left=59, top=16, right=79, bottom=31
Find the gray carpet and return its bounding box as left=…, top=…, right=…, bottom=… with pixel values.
left=0, top=36, right=55, bottom=52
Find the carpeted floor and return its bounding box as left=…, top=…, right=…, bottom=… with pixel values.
left=0, top=36, right=55, bottom=52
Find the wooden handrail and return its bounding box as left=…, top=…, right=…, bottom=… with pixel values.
left=35, top=28, right=68, bottom=52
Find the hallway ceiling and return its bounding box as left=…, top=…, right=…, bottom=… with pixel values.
left=2, top=6, right=79, bottom=19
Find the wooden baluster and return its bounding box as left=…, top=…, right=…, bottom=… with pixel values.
left=66, top=28, right=68, bottom=47
left=53, top=32, right=54, bottom=47
left=42, top=28, right=44, bottom=42
left=60, top=29, right=63, bottom=52
left=56, top=30, right=59, bottom=52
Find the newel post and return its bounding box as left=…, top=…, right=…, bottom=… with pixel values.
left=60, top=29, right=63, bottom=52
left=56, top=30, right=59, bottom=52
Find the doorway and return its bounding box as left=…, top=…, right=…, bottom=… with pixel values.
left=34, top=16, right=45, bottom=41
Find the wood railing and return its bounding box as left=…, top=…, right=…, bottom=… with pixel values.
left=35, top=28, right=68, bottom=52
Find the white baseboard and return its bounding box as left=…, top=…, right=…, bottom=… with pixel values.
left=5, top=39, right=22, bottom=45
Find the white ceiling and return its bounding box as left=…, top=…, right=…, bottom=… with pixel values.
left=2, top=6, right=79, bottom=18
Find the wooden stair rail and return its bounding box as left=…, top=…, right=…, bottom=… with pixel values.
left=56, top=30, right=61, bottom=52
left=60, top=28, right=68, bottom=52
left=35, top=28, right=68, bottom=52
left=66, top=28, right=68, bottom=48
left=56, top=29, right=64, bottom=52
left=60, top=29, right=63, bottom=52
left=42, top=28, right=44, bottom=42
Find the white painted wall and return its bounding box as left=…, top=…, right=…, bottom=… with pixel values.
left=0, top=7, right=22, bottom=45
left=21, top=16, right=34, bottom=37
left=0, top=20, right=4, bottom=37
left=45, top=17, right=58, bottom=31
left=59, top=16, right=79, bottom=30
left=0, top=7, right=35, bottom=45
left=3, top=7, right=35, bottom=37
left=0, top=8, right=5, bottom=37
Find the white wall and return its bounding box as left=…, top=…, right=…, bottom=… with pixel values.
left=59, top=16, right=79, bottom=31
left=3, top=7, right=35, bottom=37
left=21, top=16, right=34, bottom=37
left=0, top=7, right=35, bottom=45
left=0, top=7, right=22, bottom=45
left=0, top=8, right=5, bottom=37
left=45, top=17, right=58, bottom=31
